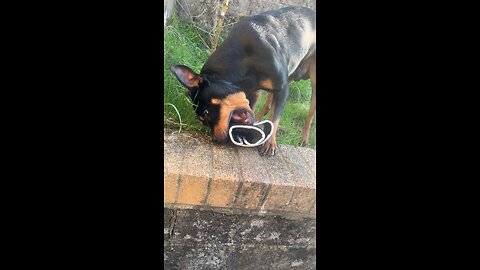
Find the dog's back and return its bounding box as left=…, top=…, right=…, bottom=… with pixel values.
left=202, top=6, right=316, bottom=83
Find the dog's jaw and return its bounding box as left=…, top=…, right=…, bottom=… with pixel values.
left=210, top=92, right=254, bottom=143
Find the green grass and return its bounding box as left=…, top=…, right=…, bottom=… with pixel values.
left=164, top=17, right=316, bottom=148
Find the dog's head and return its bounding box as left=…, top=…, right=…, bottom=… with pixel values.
left=169, top=65, right=256, bottom=143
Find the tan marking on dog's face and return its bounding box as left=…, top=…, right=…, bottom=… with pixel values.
left=212, top=92, right=251, bottom=141
left=259, top=79, right=274, bottom=90
left=211, top=98, right=222, bottom=105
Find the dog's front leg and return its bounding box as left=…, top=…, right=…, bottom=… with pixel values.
left=300, top=61, right=316, bottom=146
left=255, top=92, right=273, bottom=120
left=248, top=90, right=262, bottom=112
left=259, top=83, right=289, bottom=156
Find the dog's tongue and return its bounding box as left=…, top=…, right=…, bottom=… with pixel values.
left=231, top=111, right=248, bottom=123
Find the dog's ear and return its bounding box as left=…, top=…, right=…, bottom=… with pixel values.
left=169, top=65, right=204, bottom=89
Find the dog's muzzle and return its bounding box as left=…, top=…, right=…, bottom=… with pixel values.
left=228, top=120, right=274, bottom=147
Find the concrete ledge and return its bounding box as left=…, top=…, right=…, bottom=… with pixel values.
left=164, top=208, right=316, bottom=269
left=164, top=129, right=316, bottom=219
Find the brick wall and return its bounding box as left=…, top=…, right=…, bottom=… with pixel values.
left=164, top=129, right=316, bottom=219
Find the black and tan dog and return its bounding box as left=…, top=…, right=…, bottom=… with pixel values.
left=170, top=6, right=316, bottom=155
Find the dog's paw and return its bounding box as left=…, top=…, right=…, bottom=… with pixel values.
left=259, top=138, right=277, bottom=156
left=299, top=138, right=309, bottom=147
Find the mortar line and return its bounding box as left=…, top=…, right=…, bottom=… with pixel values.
left=231, top=147, right=244, bottom=207
left=286, top=186, right=296, bottom=206
left=202, top=143, right=214, bottom=205
left=173, top=142, right=185, bottom=204
left=278, top=147, right=303, bottom=207
left=285, top=147, right=316, bottom=212
left=255, top=149, right=273, bottom=210
left=258, top=184, right=272, bottom=210
left=203, top=177, right=213, bottom=205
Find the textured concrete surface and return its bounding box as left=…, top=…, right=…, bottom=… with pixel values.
left=164, top=208, right=316, bottom=270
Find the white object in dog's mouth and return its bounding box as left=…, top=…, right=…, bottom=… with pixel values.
left=228, top=120, right=274, bottom=147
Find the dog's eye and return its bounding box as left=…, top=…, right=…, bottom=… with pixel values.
left=204, top=109, right=209, bottom=116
